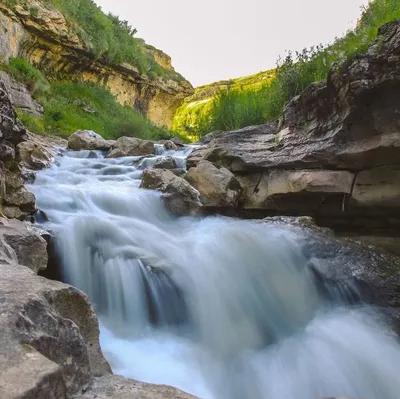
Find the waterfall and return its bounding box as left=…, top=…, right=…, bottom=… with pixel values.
left=30, top=146, right=400, bottom=399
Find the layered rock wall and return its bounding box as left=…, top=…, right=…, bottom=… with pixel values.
left=187, top=20, right=400, bottom=247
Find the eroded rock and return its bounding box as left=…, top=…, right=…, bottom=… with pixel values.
left=140, top=168, right=202, bottom=216
left=153, top=156, right=178, bottom=169
left=68, top=130, right=115, bottom=151
left=107, top=136, right=155, bottom=158
left=185, top=160, right=243, bottom=207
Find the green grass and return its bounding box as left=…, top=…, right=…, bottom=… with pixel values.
left=5, top=58, right=180, bottom=141
left=173, top=0, right=400, bottom=139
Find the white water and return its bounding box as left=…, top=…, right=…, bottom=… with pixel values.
left=30, top=146, right=400, bottom=399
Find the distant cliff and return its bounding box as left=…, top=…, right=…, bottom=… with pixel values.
left=0, top=0, right=193, bottom=128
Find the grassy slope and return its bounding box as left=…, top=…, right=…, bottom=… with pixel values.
left=173, top=69, right=275, bottom=141
left=2, top=58, right=181, bottom=141
left=173, top=0, right=400, bottom=140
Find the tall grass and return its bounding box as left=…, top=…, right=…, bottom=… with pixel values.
left=174, top=0, right=400, bottom=139
left=4, top=58, right=178, bottom=140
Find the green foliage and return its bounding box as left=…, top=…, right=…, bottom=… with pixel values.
left=4, top=57, right=50, bottom=95
left=6, top=59, right=173, bottom=140
left=174, top=0, right=400, bottom=139
left=41, top=0, right=177, bottom=79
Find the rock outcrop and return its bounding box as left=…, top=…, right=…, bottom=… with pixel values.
left=0, top=71, right=43, bottom=117
left=0, top=79, right=37, bottom=219
left=68, top=130, right=115, bottom=152
left=140, top=168, right=202, bottom=216
left=187, top=20, right=400, bottom=250
left=0, top=1, right=193, bottom=128
left=107, top=136, right=155, bottom=158
left=185, top=160, right=243, bottom=208
left=264, top=216, right=400, bottom=331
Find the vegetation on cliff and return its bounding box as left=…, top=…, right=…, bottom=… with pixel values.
left=1, top=58, right=176, bottom=140
left=6, top=0, right=184, bottom=82
left=174, top=0, right=400, bottom=139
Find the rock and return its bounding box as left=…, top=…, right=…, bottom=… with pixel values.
left=18, top=132, right=67, bottom=170
left=107, top=136, right=155, bottom=158
left=4, top=186, right=36, bottom=212
left=185, top=160, right=243, bottom=207
left=350, top=166, right=400, bottom=208
left=163, top=140, right=178, bottom=151
left=238, top=169, right=354, bottom=212
left=0, top=71, right=43, bottom=117
left=153, top=156, right=178, bottom=169
left=68, top=130, right=115, bottom=151
left=140, top=168, right=202, bottom=216
left=0, top=80, right=27, bottom=145
left=0, top=218, right=47, bottom=273
left=263, top=216, right=400, bottom=315
left=82, top=374, right=195, bottom=399
left=0, top=263, right=110, bottom=398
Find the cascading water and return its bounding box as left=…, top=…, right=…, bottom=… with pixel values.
left=30, top=145, right=400, bottom=399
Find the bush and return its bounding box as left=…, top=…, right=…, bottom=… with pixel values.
left=6, top=57, right=50, bottom=94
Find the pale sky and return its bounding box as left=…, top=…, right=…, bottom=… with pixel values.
left=96, top=0, right=370, bottom=87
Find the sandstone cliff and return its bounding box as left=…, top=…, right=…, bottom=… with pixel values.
left=0, top=0, right=193, bottom=128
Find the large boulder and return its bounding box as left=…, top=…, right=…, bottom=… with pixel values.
left=82, top=374, right=195, bottom=399
left=140, top=168, right=202, bottom=216
left=185, top=160, right=243, bottom=207
left=68, top=130, right=115, bottom=151
left=0, top=80, right=37, bottom=219
left=153, top=156, right=178, bottom=169
left=107, top=136, right=155, bottom=158
left=0, top=218, right=47, bottom=273
left=18, top=132, right=67, bottom=170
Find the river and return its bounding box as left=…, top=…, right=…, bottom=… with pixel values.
left=30, top=145, right=400, bottom=399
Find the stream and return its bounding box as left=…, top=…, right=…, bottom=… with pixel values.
left=30, top=145, right=400, bottom=399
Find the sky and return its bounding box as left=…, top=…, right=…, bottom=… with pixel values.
left=95, top=0, right=370, bottom=87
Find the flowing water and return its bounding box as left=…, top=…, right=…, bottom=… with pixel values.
left=30, top=145, right=400, bottom=399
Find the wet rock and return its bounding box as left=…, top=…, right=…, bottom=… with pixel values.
left=185, top=160, right=243, bottom=207
left=140, top=168, right=202, bottom=216
left=68, top=130, right=115, bottom=151
left=0, top=217, right=47, bottom=273
left=263, top=216, right=400, bottom=318
left=18, top=140, right=56, bottom=170
left=107, top=136, right=155, bottom=158
left=163, top=140, right=178, bottom=151
left=153, top=156, right=178, bottom=169
left=81, top=374, right=196, bottom=399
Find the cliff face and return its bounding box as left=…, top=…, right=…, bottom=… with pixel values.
left=0, top=1, right=193, bottom=128
left=185, top=20, right=400, bottom=255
